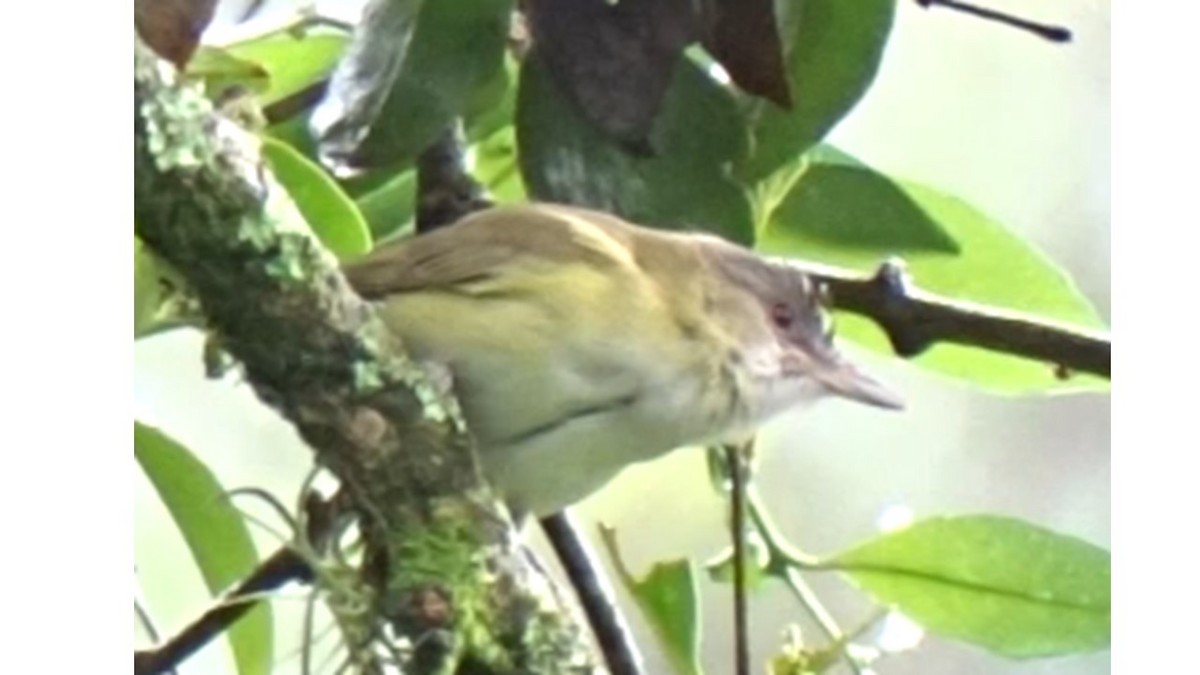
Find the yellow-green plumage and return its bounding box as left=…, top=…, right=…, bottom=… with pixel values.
left=343, top=203, right=900, bottom=517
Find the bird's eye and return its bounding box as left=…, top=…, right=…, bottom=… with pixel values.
left=770, top=302, right=794, bottom=329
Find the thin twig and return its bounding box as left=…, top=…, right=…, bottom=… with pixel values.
left=134, top=546, right=313, bottom=675
left=782, top=258, right=1110, bottom=379
left=847, top=607, right=890, bottom=644
left=134, top=592, right=175, bottom=675
left=134, top=598, right=162, bottom=644
left=745, top=488, right=862, bottom=675
left=813, top=608, right=891, bottom=673
left=302, top=589, right=319, bottom=675
left=724, top=445, right=751, bottom=675
left=745, top=489, right=820, bottom=570
left=782, top=568, right=864, bottom=675
left=415, top=121, right=494, bottom=233
left=136, top=482, right=349, bottom=675
left=541, top=511, right=645, bottom=675
left=916, top=0, right=1072, bottom=43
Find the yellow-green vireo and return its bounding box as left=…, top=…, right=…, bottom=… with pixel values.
left=344, top=203, right=902, bottom=517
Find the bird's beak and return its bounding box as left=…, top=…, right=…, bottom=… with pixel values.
left=815, top=363, right=905, bottom=411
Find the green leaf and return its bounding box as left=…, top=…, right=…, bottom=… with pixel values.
left=186, top=45, right=270, bottom=97
left=474, top=125, right=525, bottom=204
left=263, top=116, right=420, bottom=242
left=226, top=31, right=349, bottom=107
left=135, top=422, right=273, bottom=675
left=759, top=146, right=1107, bottom=393
left=354, top=169, right=417, bottom=242
left=261, top=136, right=372, bottom=259
left=826, top=515, right=1110, bottom=658
left=760, top=146, right=960, bottom=253
left=349, top=0, right=513, bottom=166
left=737, top=0, right=895, bottom=184
left=600, top=526, right=703, bottom=675
left=465, top=52, right=518, bottom=144
left=134, top=238, right=161, bottom=337
left=266, top=114, right=319, bottom=162
left=518, top=53, right=754, bottom=244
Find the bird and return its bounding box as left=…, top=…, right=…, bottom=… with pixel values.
left=343, top=202, right=902, bottom=518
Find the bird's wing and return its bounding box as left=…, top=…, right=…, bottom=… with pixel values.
left=341, top=204, right=636, bottom=299
left=342, top=204, right=668, bottom=446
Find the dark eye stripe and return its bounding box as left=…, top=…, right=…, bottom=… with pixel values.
left=771, top=302, right=793, bottom=329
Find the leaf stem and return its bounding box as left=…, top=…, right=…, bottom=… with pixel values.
left=746, top=488, right=820, bottom=571
left=752, top=154, right=811, bottom=239
left=781, top=567, right=864, bottom=675
left=745, top=488, right=862, bottom=674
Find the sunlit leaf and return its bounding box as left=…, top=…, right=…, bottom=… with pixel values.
left=267, top=114, right=418, bottom=241
left=826, top=515, right=1110, bottom=657
left=354, top=169, right=417, bottom=242
left=226, top=31, right=349, bottom=107
left=186, top=46, right=270, bottom=97
left=599, top=526, right=704, bottom=675
left=261, top=137, right=372, bottom=259
left=474, top=125, right=525, bottom=203
left=759, top=147, right=1107, bottom=393
left=266, top=114, right=319, bottom=161
left=761, top=146, right=959, bottom=253
left=135, top=422, right=273, bottom=675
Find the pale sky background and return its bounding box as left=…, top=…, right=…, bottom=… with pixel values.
left=135, top=1, right=1110, bottom=673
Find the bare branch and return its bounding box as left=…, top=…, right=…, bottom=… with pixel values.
left=135, top=547, right=311, bottom=675
left=135, top=488, right=350, bottom=675
left=784, top=259, right=1110, bottom=379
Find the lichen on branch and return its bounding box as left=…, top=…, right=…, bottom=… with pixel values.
left=133, top=35, right=596, bottom=674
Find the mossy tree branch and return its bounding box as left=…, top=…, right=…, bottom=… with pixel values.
left=134, top=36, right=597, bottom=674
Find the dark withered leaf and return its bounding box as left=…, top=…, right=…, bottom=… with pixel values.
left=517, top=51, right=755, bottom=244
left=134, top=0, right=218, bottom=69
left=310, top=0, right=425, bottom=176
left=312, top=0, right=511, bottom=175
left=700, top=0, right=792, bottom=109
left=736, top=0, right=896, bottom=182
left=523, top=0, right=703, bottom=154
